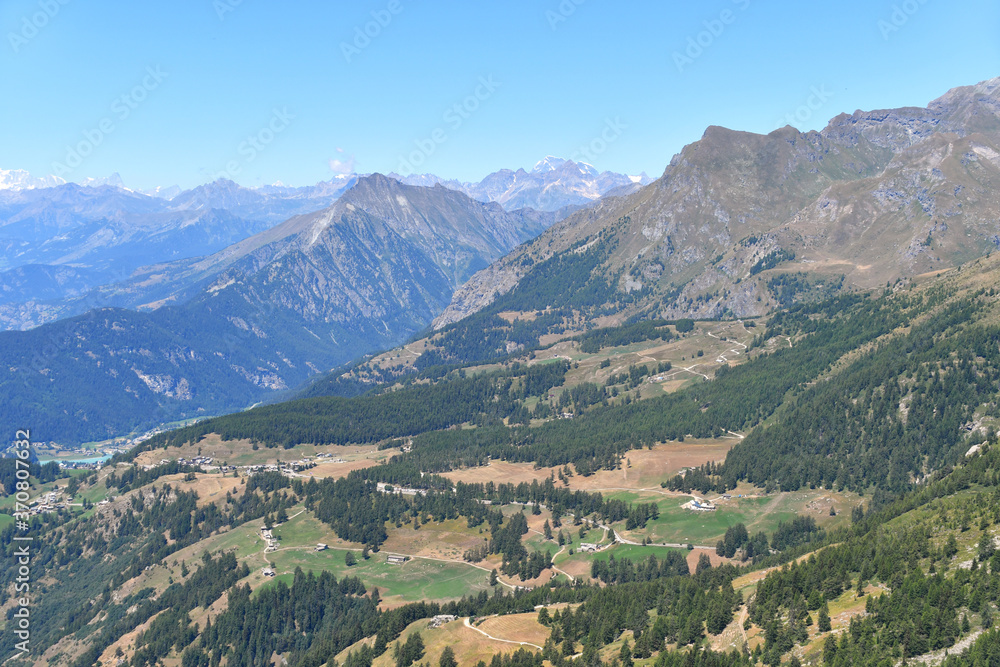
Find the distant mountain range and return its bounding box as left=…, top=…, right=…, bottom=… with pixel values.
left=0, top=175, right=554, bottom=444
left=0, top=158, right=644, bottom=326
left=437, top=76, right=1000, bottom=328
left=391, top=156, right=652, bottom=212
left=0, top=168, right=169, bottom=196
left=0, top=176, right=360, bottom=325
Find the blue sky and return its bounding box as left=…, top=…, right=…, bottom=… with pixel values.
left=2, top=0, right=998, bottom=190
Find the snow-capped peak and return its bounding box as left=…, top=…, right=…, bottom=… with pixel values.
left=0, top=168, right=66, bottom=190
left=532, top=156, right=568, bottom=173
left=140, top=185, right=182, bottom=200
left=78, top=173, right=127, bottom=189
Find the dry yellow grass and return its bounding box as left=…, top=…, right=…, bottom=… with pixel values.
left=657, top=378, right=691, bottom=393
left=685, top=549, right=730, bottom=574
left=96, top=609, right=166, bottom=666
left=441, top=439, right=734, bottom=492
left=560, top=557, right=599, bottom=580
left=477, top=613, right=551, bottom=647
left=337, top=617, right=542, bottom=667
left=497, top=310, right=540, bottom=323
left=134, top=434, right=253, bottom=467
left=149, top=472, right=243, bottom=507
left=380, top=518, right=489, bottom=561
left=135, top=436, right=395, bottom=469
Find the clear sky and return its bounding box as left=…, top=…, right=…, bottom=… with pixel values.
left=2, top=0, right=998, bottom=190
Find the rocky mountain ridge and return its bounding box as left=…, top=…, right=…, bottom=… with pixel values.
left=436, top=76, right=1000, bottom=328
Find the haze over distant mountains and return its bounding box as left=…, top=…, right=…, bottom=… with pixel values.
left=0, top=176, right=359, bottom=324
left=0, top=158, right=645, bottom=327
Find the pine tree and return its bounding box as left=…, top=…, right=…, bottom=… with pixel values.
left=619, top=640, right=634, bottom=667
left=396, top=632, right=424, bottom=667
left=543, top=520, right=553, bottom=540
left=818, top=602, right=832, bottom=633
left=439, top=646, right=457, bottom=667
left=823, top=634, right=838, bottom=663
left=696, top=552, right=712, bottom=575
left=979, top=532, right=996, bottom=561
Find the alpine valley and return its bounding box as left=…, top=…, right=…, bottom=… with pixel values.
left=6, top=77, right=1000, bottom=667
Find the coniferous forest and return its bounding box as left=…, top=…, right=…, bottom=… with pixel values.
left=9, top=249, right=1000, bottom=666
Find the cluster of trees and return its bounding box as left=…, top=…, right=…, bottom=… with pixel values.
left=605, top=364, right=662, bottom=390
left=488, top=510, right=529, bottom=566
left=577, top=320, right=674, bottom=353
left=391, top=632, right=425, bottom=667
left=749, top=249, right=795, bottom=276
left=664, top=462, right=726, bottom=494
left=713, top=517, right=823, bottom=562
left=105, top=461, right=201, bottom=492
left=500, top=549, right=553, bottom=581
left=766, top=273, right=843, bottom=309
left=543, top=565, right=742, bottom=660
left=770, top=516, right=822, bottom=551
left=177, top=568, right=372, bottom=667
left=589, top=553, right=691, bottom=585
left=557, top=381, right=607, bottom=412
left=715, top=524, right=764, bottom=560
left=0, top=456, right=62, bottom=495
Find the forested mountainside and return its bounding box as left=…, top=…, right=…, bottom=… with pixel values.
left=0, top=176, right=554, bottom=445
left=436, top=77, right=1000, bottom=329
left=140, top=251, right=1000, bottom=496
left=6, top=250, right=1000, bottom=666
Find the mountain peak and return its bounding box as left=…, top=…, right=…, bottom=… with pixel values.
left=78, top=173, right=127, bottom=189
left=532, top=156, right=568, bottom=173
left=930, top=75, right=1000, bottom=108
left=346, top=172, right=403, bottom=195
left=0, top=168, right=66, bottom=190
